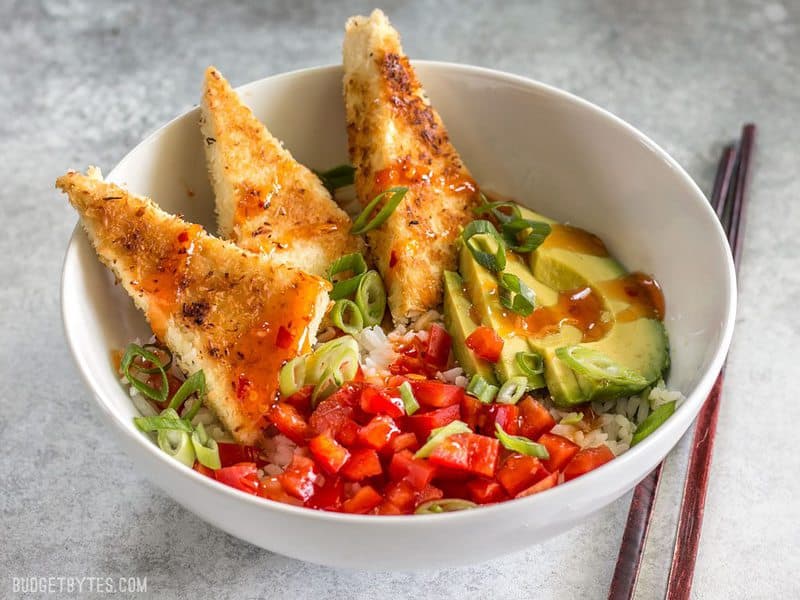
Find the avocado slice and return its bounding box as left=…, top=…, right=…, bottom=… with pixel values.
left=442, top=271, right=497, bottom=384
left=458, top=241, right=547, bottom=389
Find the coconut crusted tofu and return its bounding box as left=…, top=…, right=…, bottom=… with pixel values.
left=201, top=66, right=364, bottom=276
left=56, top=169, right=330, bottom=445
left=342, top=10, right=481, bottom=323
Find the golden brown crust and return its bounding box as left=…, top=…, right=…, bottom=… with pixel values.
left=342, top=10, right=481, bottom=322
left=201, top=66, right=364, bottom=276
left=56, top=170, right=330, bottom=445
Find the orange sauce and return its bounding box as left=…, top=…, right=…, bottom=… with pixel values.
left=373, top=157, right=476, bottom=196
left=596, top=272, right=665, bottom=322
left=539, top=224, right=609, bottom=256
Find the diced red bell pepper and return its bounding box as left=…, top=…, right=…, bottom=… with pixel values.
left=496, top=454, right=550, bottom=496
left=269, top=402, right=309, bottom=444
left=308, top=433, right=351, bottom=474
left=279, top=455, right=319, bottom=501
left=467, top=478, right=507, bottom=504
left=388, top=354, right=427, bottom=376
left=387, top=431, right=419, bottom=453
left=215, top=462, right=260, bottom=495
left=357, top=415, right=400, bottom=450
left=384, top=479, right=416, bottom=511
left=306, top=476, right=344, bottom=510
left=516, top=470, right=559, bottom=498
left=538, top=433, right=580, bottom=472
left=425, top=324, right=452, bottom=369
left=275, top=325, right=294, bottom=349
left=461, top=393, right=482, bottom=430
left=309, top=383, right=360, bottom=436
left=481, top=403, right=520, bottom=436
left=465, top=326, right=504, bottom=362
left=563, top=445, right=615, bottom=481
left=409, top=380, right=465, bottom=408
left=518, top=396, right=556, bottom=439
left=193, top=461, right=215, bottom=478
left=428, top=433, right=500, bottom=478
left=340, top=448, right=383, bottom=481
left=359, top=386, right=405, bottom=418
left=335, top=418, right=360, bottom=448
left=376, top=501, right=404, bottom=515
left=414, top=483, right=444, bottom=506
left=405, top=403, right=461, bottom=441
left=282, top=384, right=314, bottom=414
left=342, top=485, right=383, bottom=514
left=258, top=476, right=303, bottom=506
left=217, top=442, right=266, bottom=467
left=388, top=450, right=436, bottom=490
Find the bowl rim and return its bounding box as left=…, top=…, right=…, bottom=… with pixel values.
left=60, top=60, right=737, bottom=525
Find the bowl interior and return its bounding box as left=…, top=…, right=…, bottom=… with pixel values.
left=62, top=63, right=735, bottom=536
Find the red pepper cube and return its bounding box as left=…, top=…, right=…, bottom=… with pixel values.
left=340, top=448, right=383, bottom=481
left=482, top=403, right=520, bottom=436
left=217, top=442, right=266, bottom=468
left=518, top=396, right=556, bottom=439
left=405, top=403, right=461, bottom=441
left=425, top=324, right=452, bottom=369
left=357, top=415, right=400, bottom=450
left=384, top=479, right=417, bottom=511
left=414, top=483, right=444, bottom=507
left=335, top=418, right=360, bottom=448
left=282, top=384, right=314, bottom=414
left=563, top=445, right=615, bottom=481
left=257, top=476, right=303, bottom=506
left=460, top=394, right=483, bottom=430
left=278, top=455, right=319, bottom=501
left=387, top=431, right=419, bottom=454
left=268, top=403, right=309, bottom=444
left=428, top=433, right=500, bottom=478
left=515, top=470, right=559, bottom=498
left=410, top=380, right=465, bottom=408
left=388, top=450, right=436, bottom=491
left=465, top=326, right=504, bottom=363
left=538, top=433, right=580, bottom=472
left=342, top=485, right=383, bottom=514
left=496, top=454, right=550, bottom=496
left=359, top=386, right=405, bottom=418
left=467, top=478, right=507, bottom=504
left=215, top=462, right=260, bottom=495
left=306, top=476, right=344, bottom=510
left=308, top=433, right=351, bottom=474
left=309, top=383, right=360, bottom=437
left=275, top=325, right=294, bottom=349
left=376, top=501, right=405, bottom=515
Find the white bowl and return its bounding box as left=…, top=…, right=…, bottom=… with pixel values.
left=61, top=62, right=736, bottom=569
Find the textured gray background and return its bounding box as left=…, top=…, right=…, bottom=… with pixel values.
left=2, top=0, right=798, bottom=598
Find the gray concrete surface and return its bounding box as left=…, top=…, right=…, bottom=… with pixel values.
left=2, top=0, right=799, bottom=598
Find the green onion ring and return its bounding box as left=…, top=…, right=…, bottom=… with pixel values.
left=139, top=343, right=173, bottom=374
left=191, top=423, right=221, bottom=469
left=279, top=355, right=307, bottom=397
left=314, top=164, right=356, bottom=193
left=306, top=336, right=360, bottom=387
left=311, top=366, right=344, bottom=407
left=134, top=408, right=193, bottom=434
left=498, top=272, right=536, bottom=316
left=327, top=252, right=368, bottom=281
left=330, top=272, right=367, bottom=301
left=473, top=195, right=522, bottom=224
left=501, top=219, right=551, bottom=253
left=495, top=423, right=550, bottom=459
left=462, top=220, right=507, bottom=272
left=516, top=351, right=544, bottom=377
left=466, top=374, right=499, bottom=404
left=351, top=187, right=408, bottom=235
left=415, top=498, right=478, bottom=514
left=414, top=420, right=471, bottom=459
left=158, top=428, right=196, bottom=467
left=560, top=412, right=584, bottom=425
left=631, top=401, right=676, bottom=446
left=168, top=370, right=206, bottom=416
left=355, top=270, right=387, bottom=326
left=399, top=381, right=420, bottom=416
left=331, top=299, right=365, bottom=335
left=555, top=346, right=649, bottom=389
left=496, top=376, right=529, bottom=405
left=121, top=343, right=169, bottom=403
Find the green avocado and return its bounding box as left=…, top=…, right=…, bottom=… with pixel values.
left=442, top=270, right=497, bottom=384
left=458, top=241, right=547, bottom=389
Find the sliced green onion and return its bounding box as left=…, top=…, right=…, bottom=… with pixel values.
left=501, top=219, right=551, bottom=253
left=496, top=376, right=528, bottom=405
left=631, top=400, right=676, bottom=446
left=355, top=270, right=387, bottom=326
left=498, top=272, right=536, bottom=316
left=279, top=356, right=307, bottom=397
left=158, top=429, right=196, bottom=467
left=121, top=343, right=169, bottom=403
left=467, top=374, right=499, bottom=404
left=140, top=343, right=173, bottom=374
left=134, top=409, right=193, bottom=434
left=311, top=366, right=344, bottom=407
left=462, top=220, right=507, bottom=272
left=168, top=370, right=206, bottom=414
left=306, top=336, right=360, bottom=385
left=315, top=164, right=356, bottom=193
left=495, top=423, right=550, bottom=459
left=556, top=346, right=649, bottom=389
left=327, top=253, right=369, bottom=301
left=191, top=423, right=221, bottom=469
left=399, top=381, right=420, bottom=416
left=330, top=272, right=366, bottom=301
left=473, top=195, right=522, bottom=224
left=516, top=351, right=544, bottom=377
left=351, top=186, right=408, bottom=235
left=414, top=420, right=471, bottom=459
left=415, top=498, right=478, bottom=514
left=560, top=412, right=584, bottom=425
left=331, top=299, right=364, bottom=335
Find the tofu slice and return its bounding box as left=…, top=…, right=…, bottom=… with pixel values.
left=56, top=169, right=330, bottom=445
left=342, top=9, right=482, bottom=323
left=201, top=66, right=364, bottom=276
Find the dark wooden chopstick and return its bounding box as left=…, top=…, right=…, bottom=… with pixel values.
left=665, top=123, right=755, bottom=599
left=608, top=124, right=755, bottom=600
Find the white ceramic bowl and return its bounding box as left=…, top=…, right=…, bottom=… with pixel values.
left=61, top=62, right=736, bottom=569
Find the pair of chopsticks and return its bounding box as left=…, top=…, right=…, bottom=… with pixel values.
left=608, top=124, right=756, bottom=600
